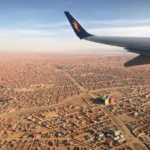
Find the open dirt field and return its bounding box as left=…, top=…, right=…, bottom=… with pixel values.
left=42, top=111, right=59, bottom=119
left=118, top=114, right=137, bottom=123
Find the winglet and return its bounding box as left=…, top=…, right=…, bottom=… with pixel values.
left=64, top=11, right=93, bottom=39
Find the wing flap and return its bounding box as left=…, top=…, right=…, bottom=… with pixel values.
left=124, top=55, right=150, bottom=67
left=126, top=48, right=150, bottom=57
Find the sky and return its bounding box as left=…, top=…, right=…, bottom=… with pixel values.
left=1, top=0, right=150, bottom=52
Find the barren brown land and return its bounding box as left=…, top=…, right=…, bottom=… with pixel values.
left=0, top=52, right=150, bottom=150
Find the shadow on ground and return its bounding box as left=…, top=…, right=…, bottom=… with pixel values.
left=90, top=97, right=104, bottom=105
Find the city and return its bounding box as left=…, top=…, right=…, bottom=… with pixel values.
left=0, top=52, right=150, bottom=150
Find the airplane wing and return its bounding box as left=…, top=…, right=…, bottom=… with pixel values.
left=64, top=11, right=150, bottom=67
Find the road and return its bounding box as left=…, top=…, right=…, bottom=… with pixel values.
left=0, top=92, right=86, bottom=118
left=63, top=71, right=88, bottom=92
left=100, top=106, right=147, bottom=150
left=89, top=92, right=147, bottom=150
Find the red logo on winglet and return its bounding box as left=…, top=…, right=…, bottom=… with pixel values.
left=71, top=20, right=81, bottom=32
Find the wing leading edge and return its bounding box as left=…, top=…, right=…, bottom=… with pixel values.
left=64, top=11, right=150, bottom=67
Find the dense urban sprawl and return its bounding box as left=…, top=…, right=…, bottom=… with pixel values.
left=0, top=52, right=150, bottom=150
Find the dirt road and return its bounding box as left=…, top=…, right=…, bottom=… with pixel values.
left=89, top=92, right=147, bottom=150
left=63, top=71, right=88, bottom=92
left=0, top=93, right=86, bottom=118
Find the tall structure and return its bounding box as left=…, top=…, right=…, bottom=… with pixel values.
left=100, top=95, right=115, bottom=105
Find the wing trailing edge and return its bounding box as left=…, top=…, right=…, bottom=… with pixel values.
left=124, top=55, right=150, bottom=67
